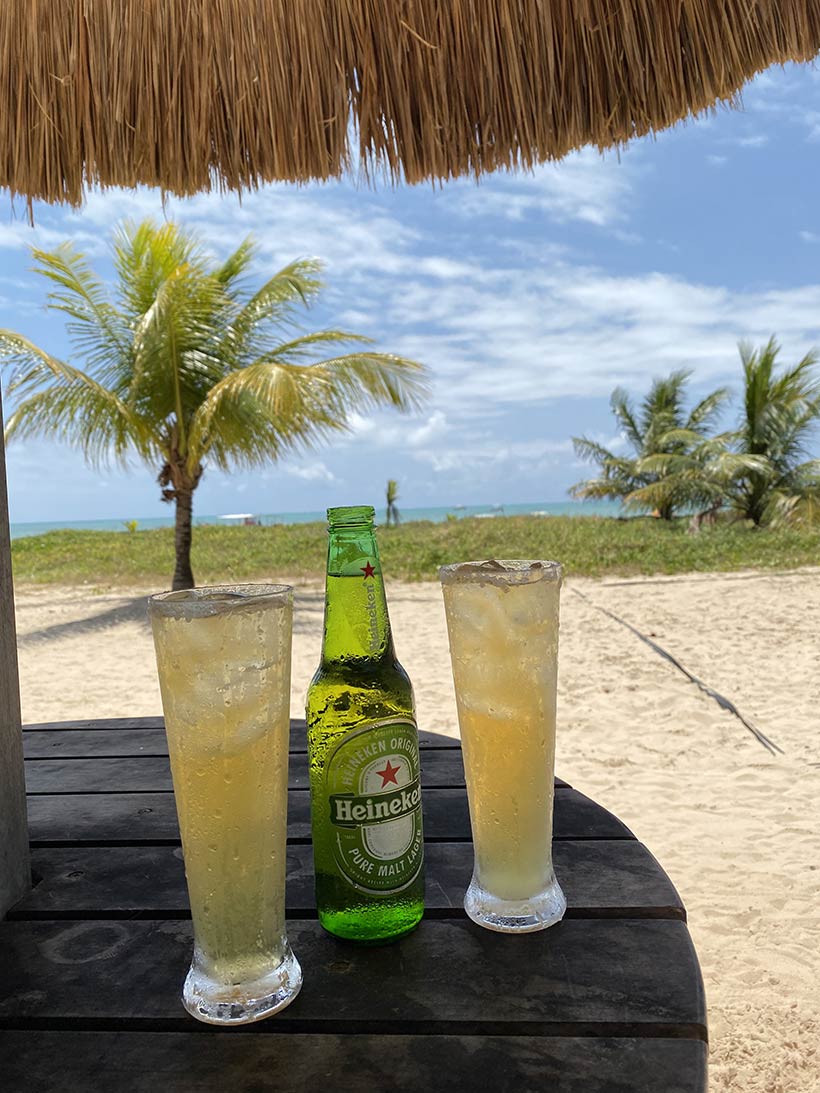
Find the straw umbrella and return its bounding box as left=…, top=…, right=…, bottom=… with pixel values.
left=2, top=0, right=820, bottom=914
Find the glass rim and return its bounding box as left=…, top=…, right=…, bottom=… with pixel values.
left=438, top=559, right=563, bottom=586
left=148, top=583, right=293, bottom=618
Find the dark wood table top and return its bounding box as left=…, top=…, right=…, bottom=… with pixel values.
left=0, top=718, right=707, bottom=1092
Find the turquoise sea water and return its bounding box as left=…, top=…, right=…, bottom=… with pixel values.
left=9, top=500, right=623, bottom=540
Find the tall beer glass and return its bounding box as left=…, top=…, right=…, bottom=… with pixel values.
left=438, top=560, right=566, bottom=933
left=149, top=585, right=301, bottom=1024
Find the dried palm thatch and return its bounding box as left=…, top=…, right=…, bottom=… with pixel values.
left=1, top=0, right=819, bottom=209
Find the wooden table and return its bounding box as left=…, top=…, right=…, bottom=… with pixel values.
left=0, top=717, right=707, bottom=1092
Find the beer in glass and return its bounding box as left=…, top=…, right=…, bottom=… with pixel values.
left=149, top=584, right=301, bottom=1023
left=438, top=560, right=566, bottom=933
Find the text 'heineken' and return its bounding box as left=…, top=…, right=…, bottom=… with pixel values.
left=306, top=505, right=424, bottom=942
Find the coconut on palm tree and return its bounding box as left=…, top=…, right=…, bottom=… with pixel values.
left=0, top=220, right=429, bottom=588
left=571, top=370, right=729, bottom=519
left=725, top=338, right=820, bottom=526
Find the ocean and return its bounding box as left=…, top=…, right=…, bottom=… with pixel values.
left=8, top=500, right=623, bottom=540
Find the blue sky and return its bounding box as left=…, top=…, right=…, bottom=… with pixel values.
left=3, top=63, right=820, bottom=523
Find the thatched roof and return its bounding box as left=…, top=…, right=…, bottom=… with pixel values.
left=2, top=0, right=819, bottom=207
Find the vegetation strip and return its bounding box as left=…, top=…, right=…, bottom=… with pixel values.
left=12, top=516, right=820, bottom=586
left=571, top=587, right=783, bottom=756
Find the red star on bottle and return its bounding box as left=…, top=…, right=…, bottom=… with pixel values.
left=376, top=759, right=401, bottom=787
left=361, top=561, right=376, bottom=578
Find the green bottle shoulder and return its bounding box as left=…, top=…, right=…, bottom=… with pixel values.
left=307, top=656, right=414, bottom=698
left=305, top=658, right=415, bottom=729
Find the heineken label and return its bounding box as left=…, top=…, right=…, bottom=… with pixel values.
left=324, top=718, right=423, bottom=893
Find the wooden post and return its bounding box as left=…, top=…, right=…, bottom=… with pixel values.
left=0, top=387, right=29, bottom=916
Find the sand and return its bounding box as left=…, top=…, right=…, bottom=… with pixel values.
left=13, top=571, right=820, bottom=1091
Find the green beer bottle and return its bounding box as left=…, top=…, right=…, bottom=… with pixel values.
left=306, top=505, right=424, bottom=942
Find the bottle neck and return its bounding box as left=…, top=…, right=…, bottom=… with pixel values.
left=321, top=523, right=394, bottom=664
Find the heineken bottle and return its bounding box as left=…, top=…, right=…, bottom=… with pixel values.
left=306, top=505, right=424, bottom=942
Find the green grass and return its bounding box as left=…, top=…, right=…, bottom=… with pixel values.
left=10, top=515, right=820, bottom=588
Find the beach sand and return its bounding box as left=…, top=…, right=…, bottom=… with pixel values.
left=14, top=572, right=820, bottom=1091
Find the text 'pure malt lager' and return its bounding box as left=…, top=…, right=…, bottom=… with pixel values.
left=306, top=505, right=424, bottom=942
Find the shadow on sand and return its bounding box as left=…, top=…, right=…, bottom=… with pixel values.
left=18, top=586, right=327, bottom=646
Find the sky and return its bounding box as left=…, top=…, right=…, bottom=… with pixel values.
left=2, top=63, right=820, bottom=523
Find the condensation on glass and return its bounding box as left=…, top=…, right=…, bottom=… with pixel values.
left=149, top=584, right=301, bottom=1023
left=439, top=560, right=566, bottom=933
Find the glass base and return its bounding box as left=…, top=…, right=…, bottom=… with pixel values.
left=464, top=874, right=567, bottom=934
left=182, top=945, right=302, bottom=1025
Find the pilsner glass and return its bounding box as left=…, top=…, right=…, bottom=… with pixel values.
left=438, top=560, right=566, bottom=933
left=148, top=584, right=301, bottom=1024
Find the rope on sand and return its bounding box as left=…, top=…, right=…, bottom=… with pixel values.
left=571, top=587, right=784, bottom=756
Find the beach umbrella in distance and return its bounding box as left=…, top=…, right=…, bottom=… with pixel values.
left=0, top=1, right=819, bottom=210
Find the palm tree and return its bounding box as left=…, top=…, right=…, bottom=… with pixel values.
left=571, top=371, right=729, bottom=519
left=385, top=479, right=400, bottom=527
left=624, top=433, right=765, bottom=519
left=0, top=220, right=429, bottom=588
left=725, top=338, right=820, bottom=525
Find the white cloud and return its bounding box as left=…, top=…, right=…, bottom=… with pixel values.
left=176, top=188, right=420, bottom=280
left=732, top=134, right=769, bottom=148
left=800, top=231, right=820, bottom=244
left=741, top=68, right=820, bottom=145
left=10, top=172, right=820, bottom=439
left=345, top=412, right=378, bottom=437
left=0, top=217, right=102, bottom=254
left=449, top=148, right=638, bottom=229
left=708, top=155, right=729, bottom=167
left=372, top=261, right=820, bottom=418
left=415, top=257, right=486, bottom=281
left=285, top=461, right=337, bottom=482
left=335, top=410, right=452, bottom=456
left=405, top=411, right=449, bottom=447
left=10, top=184, right=419, bottom=291
left=411, top=436, right=574, bottom=478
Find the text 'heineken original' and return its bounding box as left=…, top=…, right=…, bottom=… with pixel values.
left=306, top=506, right=425, bottom=942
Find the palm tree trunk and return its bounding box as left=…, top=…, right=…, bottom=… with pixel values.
left=746, top=478, right=767, bottom=526
left=172, top=488, right=195, bottom=590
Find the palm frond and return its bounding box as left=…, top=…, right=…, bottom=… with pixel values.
left=216, top=258, right=326, bottom=365
left=303, top=353, right=430, bottom=412
left=29, top=244, right=131, bottom=382
left=113, top=220, right=205, bottom=321
left=571, top=435, right=621, bottom=464
left=641, top=369, right=691, bottom=433
left=568, top=477, right=631, bottom=502
left=188, top=352, right=428, bottom=472
left=734, top=337, right=820, bottom=521
left=2, top=337, right=151, bottom=465
left=624, top=476, right=721, bottom=513
left=632, top=452, right=680, bottom=478
left=609, top=388, right=642, bottom=451
left=212, top=237, right=257, bottom=289
left=762, top=475, right=820, bottom=526
left=686, top=386, right=730, bottom=431
left=261, top=329, right=372, bottom=363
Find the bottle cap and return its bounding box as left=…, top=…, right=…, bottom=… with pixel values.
left=327, top=505, right=375, bottom=528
